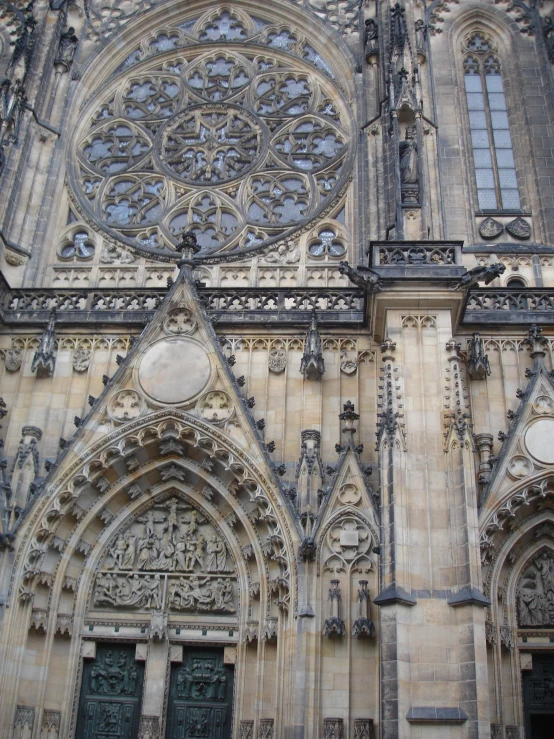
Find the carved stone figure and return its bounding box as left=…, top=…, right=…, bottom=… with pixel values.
left=338, top=261, right=382, bottom=292
left=4, top=348, right=23, bottom=371
left=100, top=497, right=233, bottom=584
left=263, top=241, right=300, bottom=264
left=517, top=552, right=554, bottom=627
left=94, top=572, right=163, bottom=609
left=467, top=333, right=491, bottom=380
left=399, top=126, right=418, bottom=184
left=168, top=575, right=235, bottom=612
left=364, top=19, right=378, bottom=53
left=300, top=310, right=325, bottom=380
left=268, top=349, right=287, bottom=373
left=72, top=349, right=91, bottom=372
left=54, top=27, right=78, bottom=72
left=31, top=310, right=57, bottom=378
left=206, top=535, right=228, bottom=572
left=100, top=243, right=135, bottom=264
left=453, top=263, right=506, bottom=290
left=340, top=351, right=357, bottom=375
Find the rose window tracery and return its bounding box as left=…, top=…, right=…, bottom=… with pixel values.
left=70, top=16, right=353, bottom=260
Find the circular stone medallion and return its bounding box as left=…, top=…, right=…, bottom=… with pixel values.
left=138, top=338, right=210, bottom=404
left=525, top=419, right=554, bottom=465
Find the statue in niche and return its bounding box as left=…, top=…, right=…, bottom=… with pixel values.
left=399, top=125, right=419, bottom=184
left=467, top=332, right=491, bottom=380
left=364, top=19, right=378, bottom=58
left=55, top=27, right=78, bottom=71
left=517, top=552, right=554, bottom=627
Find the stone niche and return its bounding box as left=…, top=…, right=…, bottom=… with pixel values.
left=90, top=497, right=237, bottom=618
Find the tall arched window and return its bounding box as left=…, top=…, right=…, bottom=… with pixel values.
left=463, top=31, right=520, bottom=211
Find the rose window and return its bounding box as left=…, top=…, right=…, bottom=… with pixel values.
left=159, top=106, right=262, bottom=184
left=70, top=17, right=353, bottom=260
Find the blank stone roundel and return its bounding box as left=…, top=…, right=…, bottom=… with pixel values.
left=525, top=419, right=554, bottom=464
left=138, top=338, right=210, bottom=404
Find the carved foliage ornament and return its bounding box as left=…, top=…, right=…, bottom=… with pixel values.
left=93, top=498, right=237, bottom=614
left=164, top=307, right=197, bottom=335
left=322, top=516, right=376, bottom=575
left=197, top=391, right=234, bottom=424
left=108, top=389, right=145, bottom=423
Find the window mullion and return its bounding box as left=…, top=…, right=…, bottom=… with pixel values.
left=481, top=69, right=503, bottom=209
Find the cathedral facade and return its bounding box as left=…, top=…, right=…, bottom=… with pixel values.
left=1, top=1, right=554, bottom=737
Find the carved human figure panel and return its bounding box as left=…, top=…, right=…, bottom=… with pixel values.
left=93, top=498, right=237, bottom=614
left=517, top=551, right=554, bottom=627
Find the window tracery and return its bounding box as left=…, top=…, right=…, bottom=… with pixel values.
left=462, top=31, right=521, bottom=211
left=70, top=26, right=352, bottom=259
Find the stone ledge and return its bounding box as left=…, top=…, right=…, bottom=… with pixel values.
left=447, top=586, right=490, bottom=607
left=373, top=585, right=416, bottom=607
left=406, top=707, right=467, bottom=724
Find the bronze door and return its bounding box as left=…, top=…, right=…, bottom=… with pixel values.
left=166, top=648, right=234, bottom=739
left=76, top=643, right=145, bottom=739
left=523, top=655, right=554, bottom=738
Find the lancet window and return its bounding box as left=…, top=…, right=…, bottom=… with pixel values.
left=462, top=31, right=520, bottom=211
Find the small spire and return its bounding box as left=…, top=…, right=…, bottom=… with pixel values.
left=523, top=323, right=548, bottom=361
left=31, top=309, right=57, bottom=378
left=300, top=309, right=325, bottom=380
left=175, top=231, right=201, bottom=282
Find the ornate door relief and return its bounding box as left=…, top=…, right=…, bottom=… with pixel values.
left=166, top=648, right=234, bottom=739
left=76, top=643, right=145, bottom=739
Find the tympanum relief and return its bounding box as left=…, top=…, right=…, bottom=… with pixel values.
left=93, top=498, right=237, bottom=614
left=517, top=551, right=554, bottom=627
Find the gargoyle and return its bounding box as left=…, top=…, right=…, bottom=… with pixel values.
left=338, top=261, right=383, bottom=292
left=453, top=263, right=505, bottom=290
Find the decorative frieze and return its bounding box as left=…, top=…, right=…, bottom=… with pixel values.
left=239, top=720, right=254, bottom=739
left=14, top=706, right=35, bottom=736
left=258, top=718, right=274, bottom=739
left=353, top=719, right=373, bottom=739
left=323, top=717, right=343, bottom=739
left=138, top=715, right=160, bottom=739
left=41, top=709, right=61, bottom=739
